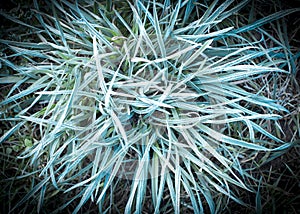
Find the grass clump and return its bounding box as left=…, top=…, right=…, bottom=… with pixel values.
left=0, top=0, right=299, bottom=213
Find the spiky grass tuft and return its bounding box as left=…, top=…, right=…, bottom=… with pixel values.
left=0, top=0, right=299, bottom=213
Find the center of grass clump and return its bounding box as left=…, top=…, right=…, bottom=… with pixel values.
left=75, top=32, right=228, bottom=180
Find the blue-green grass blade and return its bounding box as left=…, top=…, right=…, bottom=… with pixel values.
left=255, top=177, right=262, bottom=214
left=0, top=122, right=25, bottom=144
left=198, top=124, right=269, bottom=150
left=164, top=1, right=181, bottom=40
left=0, top=83, right=49, bottom=106
left=51, top=2, right=71, bottom=55
left=231, top=8, right=300, bottom=35
left=195, top=0, right=234, bottom=35
left=183, top=0, right=197, bottom=24
left=11, top=177, right=50, bottom=213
